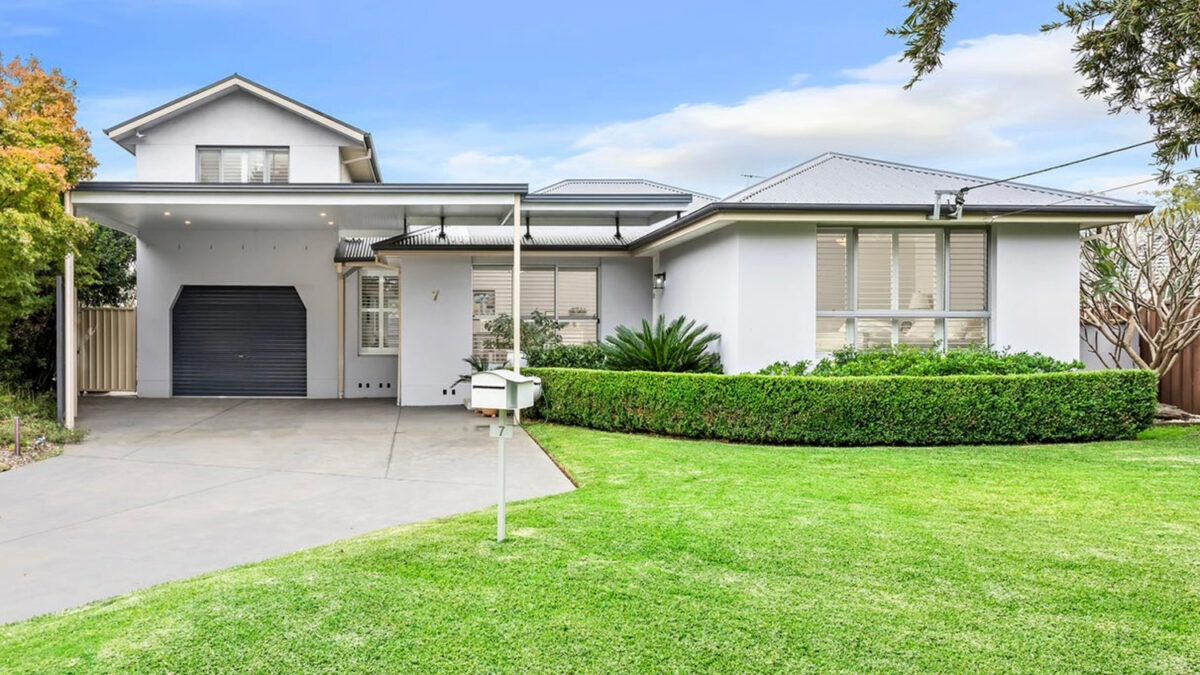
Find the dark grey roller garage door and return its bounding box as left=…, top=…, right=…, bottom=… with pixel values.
left=172, top=286, right=307, bottom=397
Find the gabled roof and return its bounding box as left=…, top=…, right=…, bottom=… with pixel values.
left=722, top=152, right=1146, bottom=209
left=535, top=178, right=717, bottom=202
left=103, top=73, right=381, bottom=181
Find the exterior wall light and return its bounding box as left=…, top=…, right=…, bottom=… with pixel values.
left=652, top=272, right=666, bottom=291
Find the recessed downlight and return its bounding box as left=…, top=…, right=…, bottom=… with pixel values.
left=319, top=212, right=327, bottom=217
left=327, top=221, right=335, bottom=226
left=163, top=211, right=171, bottom=216
left=183, top=220, right=192, bottom=225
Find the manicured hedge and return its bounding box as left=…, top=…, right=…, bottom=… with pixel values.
left=526, top=368, right=1159, bottom=446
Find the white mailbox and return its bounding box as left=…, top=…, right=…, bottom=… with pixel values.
left=470, top=369, right=542, bottom=411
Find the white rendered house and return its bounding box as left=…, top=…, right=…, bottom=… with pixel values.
left=67, top=74, right=1152, bottom=406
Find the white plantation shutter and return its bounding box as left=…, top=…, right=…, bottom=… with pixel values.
left=268, top=150, right=289, bottom=183
left=198, top=149, right=221, bottom=182
left=857, top=232, right=893, bottom=310
left=816, top=228, right=989, bottom=352
left=199, top=148, right=290, bottom=183
left=359, top=271, right=398, bottom=354
left=816, top=231, right=849, bottom=311
left=221, top=150, right=243, bottom=183
left=246, top=150, right=266, bottom=183
left=558, top=269, right=597, bottom=318
left=948, top=230, right=987, bottom=311
left=897, top=231, right=941, bottom=311
left=470, top=265, right=599, bottom=358
left=520, top=268, right=555, bottom=316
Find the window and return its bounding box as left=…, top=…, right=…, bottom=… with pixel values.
left=197, top=147, right=289, bottom=183
left=816, top=227, right=989, bottom=352
left=359, top=269, right=398, bottom=355
left=471, top=265, right=599, bottom=362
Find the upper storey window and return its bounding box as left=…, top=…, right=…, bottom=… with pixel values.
left=197, top=147, right=289, bottom=183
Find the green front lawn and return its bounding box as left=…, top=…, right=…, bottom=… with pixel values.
left=3, top=425, right=1200, bottom=673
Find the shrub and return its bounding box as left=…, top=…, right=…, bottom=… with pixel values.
left=601, top=315, right=722, bottom=373
left=482, top=310, right=564, bottom=354
left=527, top=368, right=1158, bottom=446
left=527, top=343, right=609, bottom=369
left=808, top=345, right=1084, bottom=377
left=757, top=360, right=811, bottom=376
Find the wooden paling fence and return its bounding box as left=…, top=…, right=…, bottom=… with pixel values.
left=1139, top=313, right=1200, bottom=413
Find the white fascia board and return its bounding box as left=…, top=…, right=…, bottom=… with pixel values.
left=630, top=210, right=1129, bottom=256
left=106, top=77, right=365, bottom=145
left=69, top=190, right=517, bottom=208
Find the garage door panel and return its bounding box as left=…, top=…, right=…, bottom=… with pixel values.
left=172, top=286, right=306, bottom=397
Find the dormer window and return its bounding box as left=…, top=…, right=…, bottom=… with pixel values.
left=197, top=147, right=289, bottom=183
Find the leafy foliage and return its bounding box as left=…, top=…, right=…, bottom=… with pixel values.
left=77, top=227, right=136, bottom=307
left=528, top=367, right=1158, bottom=446
left=1080, top=205, right=1200, bottom=375
left=757, top=360, right=812, bottom=376
left=482, top=310, right=564, bottom=354
left=0, top=56, right=96, bottom=351
left=526, top=343, right=609, bottom=370
left=600, top=315, right=722, bottom=373
left=806, top=345, right=1083, bottom=377
left=0, top=384, right=82, bottom=449
left=889, top=0, right=1200, bottom=174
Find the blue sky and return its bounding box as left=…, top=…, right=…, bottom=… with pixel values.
left=1, top=0, right=1169, bottom=199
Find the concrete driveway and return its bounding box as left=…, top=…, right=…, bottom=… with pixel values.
left=0, top=397, right=573, bottom=624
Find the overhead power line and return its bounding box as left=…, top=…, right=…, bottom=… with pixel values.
left=960, top=139, right=1157, bottom=196
left=986, top=171, right=1187, bottom=223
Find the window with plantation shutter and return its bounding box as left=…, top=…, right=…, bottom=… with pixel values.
left=471, top=265, right=599, bottom=363
left=198, top=147, right=290, bottom=183
left=359, top=269, right=398, bottom=355
left=815, top=227, right=989, bottom=353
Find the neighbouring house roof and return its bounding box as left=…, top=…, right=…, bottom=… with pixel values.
left=536, top=178, right=717, bottom=200
left=722, top=152, right=1147, bottom=209
left=103, top=73, right=382, bottom=182
left=372, top=223, right=650, bottom=252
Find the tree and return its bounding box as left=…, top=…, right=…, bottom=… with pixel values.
left=1080, top=183, right=1200, bottom=374
left=600, top=315, right=723, bottom=373
left=481, top=310, right=565, bottom=360
left=0, top=56, right=96, bottom=351
left=77, top=227, right=136, bottom=307
left=889, top=1, right=1200, bottom=175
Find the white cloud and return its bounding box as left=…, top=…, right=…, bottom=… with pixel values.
left=377, top=31, right=1157, bottom=198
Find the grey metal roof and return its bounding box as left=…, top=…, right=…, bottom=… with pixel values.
left=723, top=152, right=1148, bottom=208
left=335, top=236, right=386, bottom=262
left=535, top=178, right=716, bottom=201
left=373, top=224, right=651, bottom=251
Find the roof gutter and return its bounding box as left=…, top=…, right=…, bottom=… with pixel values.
left=629, top=201, right=1155, bottom=249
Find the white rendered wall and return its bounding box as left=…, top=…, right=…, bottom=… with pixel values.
left=394, top=257, right=473, bottom=406
left=132, top=91, right=351, bottom=183
left=734, top=223, right=817, bottom=372
left=659, top=228, right=741, bottom=371
left=599, top=257, right=652, bottom=338
left=135, top=226, right=339, bottom=398
left=992, top=222, right=1082, bottom=362
left=342, top=269, right=398, bottom=398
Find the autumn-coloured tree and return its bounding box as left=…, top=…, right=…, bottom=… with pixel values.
left=0, top=56, right=96, bottom=350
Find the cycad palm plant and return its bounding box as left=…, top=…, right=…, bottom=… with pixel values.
left=601, top=315, right=722, bottom=373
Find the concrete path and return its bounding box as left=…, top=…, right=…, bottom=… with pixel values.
left=0, top=398, right=573, bottom=624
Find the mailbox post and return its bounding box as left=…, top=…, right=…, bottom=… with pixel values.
left=470, top=369, right=542, bottom=542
